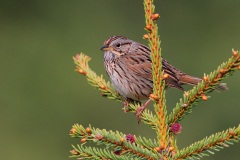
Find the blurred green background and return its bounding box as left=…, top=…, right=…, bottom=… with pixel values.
left=0, top=0, right=239, bottom=159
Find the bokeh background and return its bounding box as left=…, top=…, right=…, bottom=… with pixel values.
left=0, top=0, right=239, bottom=159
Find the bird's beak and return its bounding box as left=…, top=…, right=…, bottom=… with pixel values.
left=100, top=44, right=109, bottom=51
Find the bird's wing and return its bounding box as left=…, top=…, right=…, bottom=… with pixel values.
left=119, top=52, right=152, bottom=81
left=162, top=58, right=184, bottom=90
left=119, top=50, right=185, bottom=90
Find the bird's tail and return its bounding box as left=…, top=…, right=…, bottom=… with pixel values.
left=179, top=74, right=228, bottom=91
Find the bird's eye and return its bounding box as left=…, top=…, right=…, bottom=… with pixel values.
left=115, top=43, right=121, bottom=48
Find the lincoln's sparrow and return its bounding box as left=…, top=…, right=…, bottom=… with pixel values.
left=100, top=36, right=227, bottom=120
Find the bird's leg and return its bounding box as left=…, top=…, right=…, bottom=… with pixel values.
left=136, top=98, right=152, bottom=123
left=123, top=98, right=131, bottom=113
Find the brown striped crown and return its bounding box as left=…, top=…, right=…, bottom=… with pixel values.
left=104, top=36, right=128, bottom=45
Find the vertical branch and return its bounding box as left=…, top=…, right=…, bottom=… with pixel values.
left=143, top=0, right=168, bottom=150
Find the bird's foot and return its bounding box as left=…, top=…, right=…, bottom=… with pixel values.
left=123, top=98, right=130, bottom=113
left=135, top=98, right=152, bottom=123
left=136, top=106, right=145, bottom=123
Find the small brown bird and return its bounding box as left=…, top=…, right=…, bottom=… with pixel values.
left=100, top=36, right=227, bottom=119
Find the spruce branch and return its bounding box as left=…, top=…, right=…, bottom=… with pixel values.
left=168, top=49, right=240, bottom=125
left=70, top=145, right=133, bottom=160
left=135, top=136, right=159, bottom=151
left=73, top=54, right=156, bottom=128
left=174, top=124, right=240, bottom=160
left=74, top=54, right=121, bottom=101
left=70, top=124, right=159, bottom=160
left=143, top=0, right=168, bottom=149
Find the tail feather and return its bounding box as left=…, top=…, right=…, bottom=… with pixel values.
left=179, top=75, right=202, bottom=86
left=179, top=74, right=228, bottom=91
left=215, top=83, right=228, bottom=91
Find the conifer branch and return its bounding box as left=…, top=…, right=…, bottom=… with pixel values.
left=174, top=124, right=240, bottom=160
left=168, top=50, right=240, bottom=125
left=70, top=145, right=133, bottom=160
left=135, top=136, right=159, bottom=151
left=74, top=54, right=121, bottom=101
left=143, top=0, right=168, bottom=150
left=73, top=54, right=156, bottom=128
left=70, top=124, right=159, bottom=160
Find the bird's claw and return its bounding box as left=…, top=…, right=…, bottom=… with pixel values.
left=123, top=99, right=130, bottom=113
left=136, top=106, right=145, bottom=123
left=135, top=98, right=152, bottom=123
